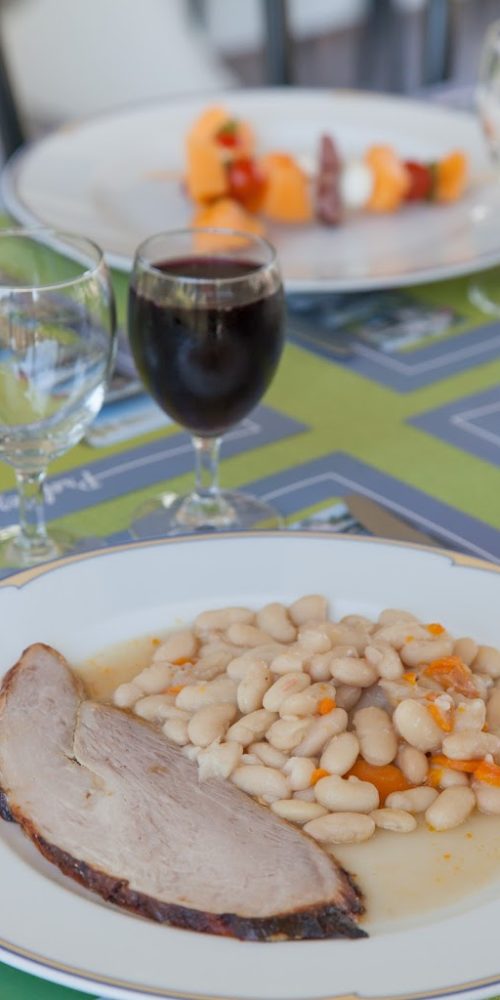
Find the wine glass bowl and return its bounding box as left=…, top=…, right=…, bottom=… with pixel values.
left=0, top=229, right=116, bottom=566
left=128, top=227, right=285, bottom=535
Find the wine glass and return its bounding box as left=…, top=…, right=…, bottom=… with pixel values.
left=128, top=227, right=285, bottom=536
left=470, top=19, right=500, bottom=315
left=0, top=229, right=116, bottom=567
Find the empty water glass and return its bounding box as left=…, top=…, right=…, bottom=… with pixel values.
left=0, top=229, right=116, bottom=567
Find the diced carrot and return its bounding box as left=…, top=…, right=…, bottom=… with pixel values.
left=435, top=151, right=468, bottom=203
left=426, top=623, right=445, bottom=636
left=150, top=637, right=162, bottom=647
left=347, top=760, right=412, bottom=804
left=173, top=657, right=191, bottom=666
left=427, top=702, right=453, bottom=732
left=166, top=685, right=184, bottom=696
left=403, top=671, right=417, bottom=685
left=318, top=697, right=336, bottom=715
left=427, top=767, right=443, bottom=788
left=423, top=656, right=478, bottom=698
left=365, top=145, right=410, bottom=212
left=405, top=635, right=415, bottom=643
left=310, top=768, right=329, bottom=786
left=431, top=753, right=480, bottom=773
left=473, top=760, right=500, bottom=786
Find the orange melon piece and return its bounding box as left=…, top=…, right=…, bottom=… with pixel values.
left=435, top=151, right=468, bottom=203
left=260, top=153, right=312, bottom=223
left=365, top=145, right=409, bottom=212
left=192, top=197, right=265, bottom=240
left=187, top=105, right=229, bottom=142
left=185, top=136, right=228, bottom=204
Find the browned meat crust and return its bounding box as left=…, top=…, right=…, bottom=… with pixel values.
left=8, top=813, right=365, bottom=940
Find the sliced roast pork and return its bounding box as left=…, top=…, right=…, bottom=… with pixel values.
left=0, top=644, right=365, bottom=940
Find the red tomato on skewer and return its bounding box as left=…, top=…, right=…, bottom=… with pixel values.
left=227, top=157, right=267, bottom=211
left=404, top=161, right=433, bottom=201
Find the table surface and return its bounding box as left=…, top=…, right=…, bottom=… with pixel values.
left=2, top=223, right=500, bottom=997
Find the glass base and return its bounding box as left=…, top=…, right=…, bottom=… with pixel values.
left=0, top=526, right=106, bottom=570
left=130, top=490, right=284, bottom=539
left=468, top=275, right=500, bottom=317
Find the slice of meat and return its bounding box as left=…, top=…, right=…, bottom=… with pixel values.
left=0, top=644, right=365, bottom=940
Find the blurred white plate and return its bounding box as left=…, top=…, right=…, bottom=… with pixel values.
left=2, top=533, right=500, bottom=1000
left=2, top=89, right=498, bottom=291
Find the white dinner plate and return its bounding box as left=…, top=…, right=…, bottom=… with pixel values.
left=2, top=89, right=500, bottom=291
left=2, top=532, right=500, bottom=1000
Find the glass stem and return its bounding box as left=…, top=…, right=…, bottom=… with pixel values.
left=15, top=469, right=49, bottom=552
left=192, top=435, right=222, bottom=499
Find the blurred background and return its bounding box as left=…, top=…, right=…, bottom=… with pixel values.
left=0, top=0, right=498, bottom=161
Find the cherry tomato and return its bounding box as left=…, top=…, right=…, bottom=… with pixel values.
left=227, top=157, right=267, bottom=210
left=216, top=120, right=239, bottom=148
left=404, top=161, right=433, bottom=201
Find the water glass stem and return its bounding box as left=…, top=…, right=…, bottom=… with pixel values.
left=15, top=469, right=51, bottom=557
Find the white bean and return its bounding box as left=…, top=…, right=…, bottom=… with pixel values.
left=288, top=594, right=327, bottom=626
left=113, top=681, right=142, bottom=709
left=306, top=652, right=335, bottom=682
left=454, top=637, right=478, bottom=667
left=226, top=709, right=277, bottom=746
left=396, top=745, right=429, bottom=785
left=378, top=609, right=419, bottom=626
left=328, top=625, right=368, bottom=654
left=266, top=717, right=311, bottom=751
left=385, top=787, right=438, bottom=813
left=294, top=787, right=316, bottom=802
left=162, top=718, right=189, bottom=745
left=442, top=729, right=500, bottom=760
left=183, top=744, right=201, bottom=762
left=134, top=694, right=175, bottom=721
left=280, top=682, right=336, bottom=718
left=453, top=698, right=486, bottom=733
left=433, top=766, right=469, bottom=789
left=472, top=779, right=500, bottom=815
left=256, top=603, right=297, bottom=643
left=226, top=623, right=273, bottom=648
left=135, top=663, right=174, bottom=694
left=249, top=742, right=288, bottom=768
left=241, top=643, right=288, bottom=664
left=340, top=614, right=375, bottom=633
left=425, top=786, right=475, bottom=831
left=283, top=756, right=317, bottom=791
left=194, top=607, right=254, bottom=632
left=176, top=676, right=237, bottom=712
left=191, top=653, right=231, bottom=680
left=227, top=656, right=261, bottom=681
left=371, top=808, right=417, bottom=832
left=263, top=672, right=310, bottom=712
left=197, top=741, right=243, bottom=781
left=374, top=622, right=429, bottom=649
left=330, top=657, right=378, bottom=688
left=297, top=623, right=332, bottom=654
left=304, top=812, right=375, bottom=844
left=187, top=703, right=237, bottom=748
left=393, top=699, right=443, bottom=752
left=400, top=636, right=454, bottom=668
left=270, top=651, right=307, bottom=675
left=153, top=629, right=198, bottom=665
left=334, top=685, right=363, bottom=711
left=365, top=642, right=404, bottom=680
left=294, top=710, right=348, bottom=757
left=315, top=774, right=379, bottom=813
left=320, top=732, right=360, bottom=775
left=271, top=799, right=328, bottom=824
left=231, top=765, right=290, bottom=803
left=353, top=706, right=397, bottom=766
left=237, top=662, right=272, bottom=714
left=474, top=645, right=500, bottom=679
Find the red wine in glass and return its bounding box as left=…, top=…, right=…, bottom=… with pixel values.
left=128, top=229, right=285, bottom=536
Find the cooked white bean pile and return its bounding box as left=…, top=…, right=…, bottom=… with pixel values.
left=113, top=597, right=500, bottom=845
